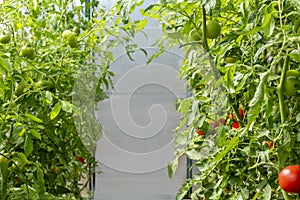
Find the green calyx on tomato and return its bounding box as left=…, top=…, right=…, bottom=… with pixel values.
left=206, top=20, right=221, bottom=39
left=0, top=34, right=10, bottom=44
left=19, top=46, right=35, bottom=59
left=189, top=28, right=201, bottom=42
left=278, top=165, right=300, bottom=194
left=283, top=69, right=300, bottom=96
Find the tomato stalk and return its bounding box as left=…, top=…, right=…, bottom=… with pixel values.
left=277, top=53, right=291, bottom=200
left=277, top=55, right=288, bottom=124
left=201, top=5, right=209, bottom=51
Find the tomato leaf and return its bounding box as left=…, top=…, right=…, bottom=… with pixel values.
left=0, top=56, right=11, bottom=72
left=24, top=136, right=33, bottom=157
left=35, top=167, right=46, bottom=199
left=248, top=71, right=269, bottom=124
left=18, top=152, right=28, bottom=164
left=223, top=66, right=236, bottom=94
left=289, top=50, right=300, bottom=62
left=50, top=102, right=61, bottom=120
left=24, top=113, right=43, bottom=123
left=168, top=157, right=179, bottom=179
left=61, top=100, right=72, bottom=113
left=176, top=179, right=194, bottom=200
left=263, top=184, right=272, bottom=200
left=29, top=129, right=41, bottom=140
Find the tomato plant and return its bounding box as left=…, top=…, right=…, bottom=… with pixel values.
left=279, top=166, right=300, bottom=194
left=143, top=0, right=300, bottom=199
left=0, top=0, right=145, bottom=199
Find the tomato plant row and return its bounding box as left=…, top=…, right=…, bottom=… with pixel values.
left=143, top=0, right=300, bottom=199
left=0, top=0, right=145, bottom=199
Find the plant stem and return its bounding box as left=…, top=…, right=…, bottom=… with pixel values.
left=277, top=54, right=288, bottom=124
left=277, top=53, right=290, bottom=200
left=201, top=5, right=209, bottom=51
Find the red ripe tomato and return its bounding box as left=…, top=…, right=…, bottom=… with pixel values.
left=268, top=141, right=274, bottom=149
left=233, top=108, right=244, bottom=119
left=278, top=165, right=300, bottom=193
left=76, top=156, right=86, bottom=164
left=195, top=129, right=205, bottom=136
left=232, top=121, right=239, bottom=129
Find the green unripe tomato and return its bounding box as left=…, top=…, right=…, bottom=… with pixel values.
left=19, top=46, right=35, bottom=59
left=62, top=30, right=77, bottom=47
left=62, top=30, right=73, bottom=39
left=206, top=21, right=221, bottom=39
left=225, top=56, right=237, bottom=64
left=66, top=32, right=77, bottom=47
left=284, top=70, right=300, bottom=96
left=0, top=34, right=10, bottom=44
left=15, top=84, right=25, bottom=96
left=189, top=28, right=201, bottom=42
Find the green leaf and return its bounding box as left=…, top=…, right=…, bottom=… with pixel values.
left=50, top=102, right=61, bottom=120
left=168, top=157, right=179, bottom=179
left=186, top=148, right=203, bottom=160
left=29, top=129, right=41, bottom=140
left=248, top=71, right=269, bottom=123
left=61, top=101, right=72, bottom=113
left=45, top=91, right=53, bottom=103
left=35, top=167, right=46, bottom=199
left=263, top=184, right=272, bottom=200
left=289, top=50, right=300, bottom=62
left=241, top=188, right=249, bottom=199
left=18, top=152, right=28, bottom=164
left=223, top=66, right=236, bottom=93
left=24, top=136, right=33, bottom=157
left=176, top=179, right=194, bottom=200
left=213, top=133, right=240, bottom=163
left=143, top=4, right=160, bottom=13
left=264, top=15, right=275, bottom=37
left=278, top=137, right=291, bottom=168
left=216, top=126, right=226, bottom=147
left=0, top=56, right=11, bottom=72
left=12, top=124, right=26, bottom=137
left=174, top=131, right=187, bottom=145
left=24, top=113, right=43, bottom=123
